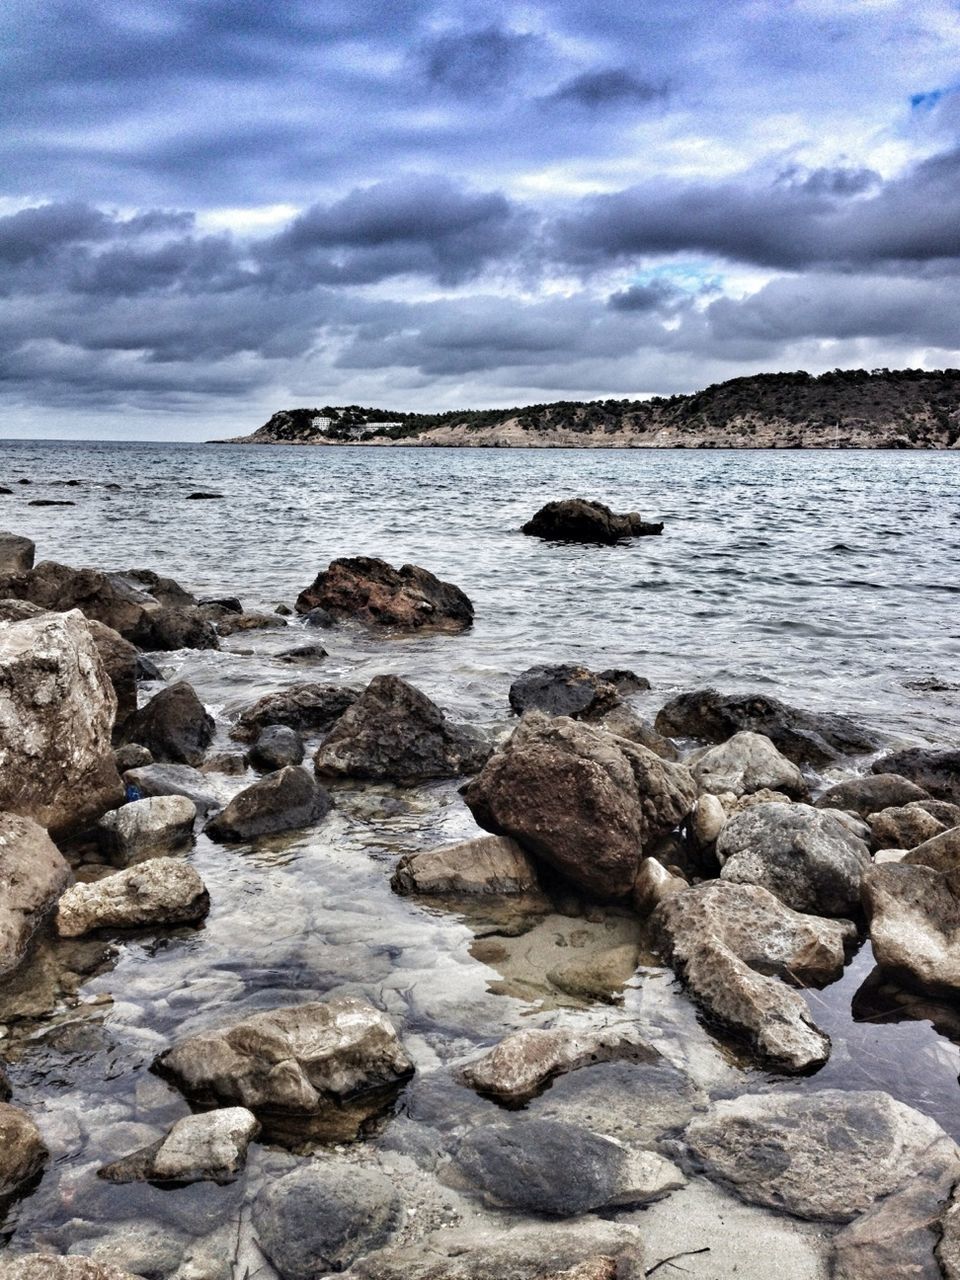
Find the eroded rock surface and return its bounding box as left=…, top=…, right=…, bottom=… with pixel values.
left=690, top=731, right=807, bottom=799
left=391, top=835, right=540, bottom=897
left=296, top=556, right=473, bottom=632
left=0, top=1258, right=142, bottom=1280
left=868, top=802, right=951, bottom=852
left=508, top=664, right=621, bottom=719
left=120, top=681, right=214, bottom=767
left=521, top=499, right=662, bottom=543
left=204, top=766, right=332, bottom=842
left=0, top=813, right=70, bottom=977
left=100, top=1107, right=259, bottom=1185
left=56, top=858, right=210, bottom=937
left=815, top=772, right=930, bottom=816
left=862, top=862, right=960, bottom=995
left=230, top=683, right=357, bottom=742
left=121, top=763, right=227, bottom=815
left=95, top=795, right=197, bottom=865
left=0, top=1103, right=47, bottom=1202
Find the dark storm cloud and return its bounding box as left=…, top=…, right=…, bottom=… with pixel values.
left=418, top=25, right=540, bottom=93
left=606, top=280, right=682, bottom=312
left=546, top=68, right=668, bottom=109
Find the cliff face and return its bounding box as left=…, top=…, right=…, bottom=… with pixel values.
left=215, top=368, right=960, bottom=448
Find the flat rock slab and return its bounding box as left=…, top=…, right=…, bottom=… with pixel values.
left=95, top=795, right=196, bottom=865
left=0, top=812, right=70, bottom=977
left=56, top=858, right=209, bottom=937
left=391, top=835, right=540, bottom=897
left=296, top=555, right=474, bottom=632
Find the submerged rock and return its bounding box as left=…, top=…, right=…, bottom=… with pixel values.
left=0, top=813, right=70, bottom=978
left=100, top=1107, right=259, bottom=1186
left=56, top=858, right=210, bottom=937
left=204, top=766, right=332, bottom=842
left=508, top=664, right=621, bottom=719
left=872, top=748, right=960, bottom=803
left=120, top=681, right=214, bottom=766
left=862, top=862, right=960, bottom=995
left=547, top=943, right=640, bottom=1003
left=391, top=834, right=539, bottom=896
left=230, top=682, right=357, bottom=742
left=690, top=731, right=807, bottom=799
left=248, top=724, right=304, bottom=771
left=521, top=499, right=663, bottom=544
left=0, top=1103, right=48, bottom=1202
left=815, top=772, right=930, bottom=816
left=95, top=795, right=197, bottom=865
left=315, top=675, right=488, bottom=783
left=296, top=555, right=474, bottom=632
left=0, top=533, right=35, bottom=575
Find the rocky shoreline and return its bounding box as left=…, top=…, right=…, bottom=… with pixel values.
left=0, top=515, right=959, bottom=1279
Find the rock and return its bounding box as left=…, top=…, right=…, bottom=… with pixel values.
left=27, top=499, right=73, bottom=507
left=632, top=856, right=686, bottom=913
left=0, top=1258, right=143, bottom=1280
left=871, top=748, right=960, bottom=803
left=137, top=605, right=219, bottom=651
left=200, top=750, right=247, bottom=775
left=454, top=1118, right=683, bottom=1216
left=688, top=793, right=728, bottom=850
left=277, top=642, right=328, bottom=663
left=541, top=1261, right=617, bottom=1280
left=113, top=744, right=153, bottom=772
left=121, top=763, right=226, bottom=815
left=681, top=1089, right=959, bottom=1223
left=869, top=803, right=948, bottom=852
left=230, top=682, right=357, bottom=742
left=134, top=654, right=163, bottom=681
left=253, top=1164, right=402, bottom=1280
left=0, top=1066, right=9, bottom=1101
left=118, top=568, right=195, bottom=609
left=100, top=1107, right=259, bottom=1185
left=95, top=795, right=196, bottom=865
left=0, top=610, right=124, bottom=836
left=904, top=824, right=960, bottom=871
left=275, top=603, right=293, bottom=616
left=862, top=862, right=960, bottom=995
left=651, top=880, right=854, bottom=1071
left=654, top=687, right=880, bottom=766
left=295, top=556, right=474, bottom=633
left=248, top=724, right=304, bottom=771
left=84, top=620, right=138, bottom=727
left=199, top=596, right=242, bottom=613
left=204, top=766, right=331, bottom=842
left=0, top=1102, right=47, bottom=1201
left=154, top=997, right=413, bottom=1113
left=716, top=801, right=870, bottom=916
left=0, top=599, right=43, bottom=622
left=216, top=611, right=283, bottom=636
left=815, top=772, right=931, bottom=816
left=690, top=731, right=807, bottom=799
left=120, top=681, right=214, bottom=766
left=302, top=606, right=336, bottom=628
left=938, top=1181, right=960, bottom=1278
left=508, top=664, right=620, bottom=719
left=0, top=534, right=35, bottom=575
left=56, top=858, right=210, bottom=937
left=0, top=813, right=71, bottom=977
left=391, top=835, right=539, bottom=896
left=596, top=668, right=651, bottom=693
left=595, top=705, right=678, bottom=760
left=521, top=499, right=663, bottom=544
left=547, top=943, right=640, bottom=1003
left=462, top=711, right=697, bottom=898
left=315, top=675, right=488, bottom=783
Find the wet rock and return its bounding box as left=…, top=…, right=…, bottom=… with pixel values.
left=116, top=568, right=195, bottom=608
left=113, top=744, right=152, bottom=772
left=0, top=1103, right=48, bottom=1202
left=868, top=802, right=949, bottom=852
left=137, top=605, right=219, bottom=651
left=277, top=642, right=328, bottom=663
left=815, top=771, right=931, bottom=816
left=134, top=654, right=162, bottom=682
left=56, top=858, right=210, bottom=937
left=121, top=763, right=226, bottom=815
left=230, top=682, right=357, bottom=742
left=632, top=856, right=686, bottom=913
left=0, top=533, right=35, bottom=575
left=0, top=1066, right=9, bottom=1101
left=302, top=606, right=336, bottom=628
left=651, top=881, right=854, bottom=1071
left=275, top=603, right=293, bottom=616
left=120, top=681, right=214, bottom=766
left=690, top=731, right=807, bottom=799
left=0, top=610, right=123, bottom=836
left=454, top=1118, right=683, bottom=1216
left=872, top=748, right=960, bottom=803
left=253, top=1164, right=402, bottom=1280
left=84, top=621, right=138, bottom=727
left=0, top=599, right=44, bottom=622
left=27, top=499, right=74, bottom=507
left=594, top=705, right=678, bottom=760
left=248, top=724, right=304, bottom=771
left=716, top=801, right=870, bottom=916
left=100, top=1107, right=259, bottom=1185
left=654, top=687, right=880, bottom=766
left=0, top=813, right=70, bottom=977
left=521, top=498, right=663, bottom=543
left=296, top=555, right=474, bottom=633
left=204, top=766, right=331, bottom=842
left=595, top=668, right=651, bottom=694
left=186, top=491, right=222, bottom=500
left=508, top=664, right=621, bottom=719
left=95, top=795, right=196, bottom=865
left=391, top=835, right=539, bottom=896
left=216, top=611, right=283, bottom=636
left=199, top=596, right=242, bottom=613
left=547, top=943, right=640, bottom=1003
left=200, top=750, right=247, bottom=775
left=681, top=1089, right=959, bottom=1223
left=862, top=862, right=960, bottom=995
left=315, top=675, right=488, bottom=783
left=462, top=711, right=697, bottom=898
left=0, top=1258, right=143, bottom=1280
left=155, top=997, right=414, bottom=1113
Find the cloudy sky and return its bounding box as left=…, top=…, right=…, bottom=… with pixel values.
left=3, top=0, right=960, bottom=439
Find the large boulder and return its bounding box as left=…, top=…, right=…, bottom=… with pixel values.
left=295, top=556, right=473, bottom=633
left=0, top=534, right=35, bottom=575
left=872, top=748, right=960, bottom=803
left=391, top=835, right=539, bottom=896
left=100, top=1107, right=259, bottom=1186
left=716, top=802, right=870, bottom=916
left=862, top=863, right=960, bottom=995
left=462, top=711, right=697, bottom=898
left=681, top=1089, right=959, bottom=1223
left=521, top=499, right=663, bottom=543
left=120, top=681, right=214, bottom=766
left=815, top=772, right=931, bottom=816
left=0, top=813, right=70, bottom=976
left=314, top=675, right=488, bottom=783
left=0, top=1103, right=48, bottom=1202
left=204, top=766, right=332, bottom=842
left=84, top=620, right=138, bottom=728
left=508, top=664, right=621, bottom=719
left=230, top=683, right=357, bottom=742
left=154, top=997, right=413, bottom=1113
left=0, top=610, right=123, bottom=836
left=689, top=731, right=807, bottom=799
left=95, top=795, right=197, bottom=865
left=651, top=880, right=854, bottom=1071
left=56, top=858, right=210, bottom=937
left=654, top=688, right=881, bottom=766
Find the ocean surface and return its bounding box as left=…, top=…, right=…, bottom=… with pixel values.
left=1, top=439, right=959, bottom=1274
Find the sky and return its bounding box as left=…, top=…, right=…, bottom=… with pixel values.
left=3, top=0, right=960, bottom=440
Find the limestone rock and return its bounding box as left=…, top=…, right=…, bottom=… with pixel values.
left=508, top=664, right=620, bottom=719
left=872, top=748, right=960, bottom=803
left=248, top=724, right=304, bottom=771
left=296, top=556, right=473, bottom=633
left=632, top=856, right=686, bottom=913
left=0, top=1102, right=47, bottom=1202
left=595, top=705, right=678, bottom=760
left=862, top=862, right=960, bottom=995
left=391, top=835, right=539, bottom=896
left=204, top=766, right=332, bottom=842
left=120, top=681, right=214, bottom=766
left=904, top=824, right=960, bottom=871
left=937, top=1180, right=960, bottom=1279
left=690, top=731, right=807, bottom=799
left=0, top=534, right=35, bottom=575
left=0, top=813, right=70, bottom=977
left=0, top=1258, right=143, bottom=1280
left=688, top=793, right=727, bottom=850
left=230, top=682, right=357, bottom=742
left=100, top=1107, right=259, bottom=1185
left=815, top=772, right=930, bottom=816
left=869, top=803, right=949, bottom=852
left=95, top=795, right=196, bottom=865
left=521, top=499, right=663, bottom=543
left=56, top=858, right=210, bottom=937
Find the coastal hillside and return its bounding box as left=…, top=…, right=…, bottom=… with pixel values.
left=217, top=368, right=960, bottom=449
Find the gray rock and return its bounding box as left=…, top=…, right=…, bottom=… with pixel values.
left=521, top=498, right=663, bottom=544
left=687, top=792, right=728, bottom=850
left=716, top=801, right=870, bottom=916
left=134, top=654, right=163, bottom=681
left=100, top=1107, right=259, bottom=1185
left=277, top=643, right=328, bottom=664
left=248, top=724, right=304, bottom=771
left=391, top=835, right=540, bottom=896
left=204, top=766, right=331, bottom=841
left=862, top=862, right=960, bottom=995
left=253, top=1164, right=402, bottom=1280
left=0, top=1102, right=48, bottom=1201
left=0, top=1258, right=142, bottom=1280
left=690, top=731, right=807, bottom=799
left=95, top=795, right=196, bottom=865
left=121, top=763, right=227, bottom=815
left=904, top=823, right=960, bottom=871
left=595, top=705, right=678, bottom=760
left=0, top=812, right=70, bottom=977
left=0, top=533, right=35, bottom=575
left=113, top=744, right=153, bottom=773
left=872, top=748, right=960, bottom=803
left=230, top=682, right=357, bottom=742
left=119, top=681, right=214, bottom=766
left=868, top=803, right=948, bottom=852
left=508, top=664, right=621, bottom=719
left=815, top=771, right=931, bottom=815
left=56, top=858, right=210, bottom=937
left=681, top=1089, right=959, bottom=1223
left=84, top=619, right=138, bottom=728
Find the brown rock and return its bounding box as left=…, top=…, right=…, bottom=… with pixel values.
left=120, top=681, right=214, bottom=766
left=0, top=1102, right=47, bottom=1201
left=295, top=556, right=473, bottom=632
left=391, top=835, right=540, bottom=896
left=0, top=533, right=35, bottom=575
left=521, top=499, right=662, bottom=544
left=0, top=813, right=70, bottom=977
left=230, top=682, right=357, bottom=742
left=869, top=803, right=947, bottom=852
left=862, top=863, right=960, bottom=995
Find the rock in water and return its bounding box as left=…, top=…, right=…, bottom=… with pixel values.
left=508, top=664, right=621, bottom=719
left=120, top=681, right=214, bottom=766
left=654, top=687, right=880, bottom=765
left=248, top=724, right=304, bottom=771
left=120, top=763, right=227, bottom=816
left=0, top=813, right=71, bottom=977
left=154, top=997, right=413, bottom=1112
left=461, top=711, right=697, bottom=898
left=295, top=556, right=474, bottom=632
left=0, top=610, right=124, bottom=836
left=0, top=1259, right=143, bottom=1280
left=521, top=499, right=663, bottom=544
left=391, top=835, right=540, bottom=896
left=815, top=772, right=931, bottom=816
left=56, top=859, right=209, bottom=937
left=0, top=533, right=35, bottom=575
left=314, top=675, right=488, bottom=783
left=681, top=1089, right=959, bottom=1223
left=204, top=766, right=332, bottom=841
left=0, top=1103, right=48, bottom=1202
left=230, top=683, right=357, bottom=741
left=651, top=880, right=854, bottom=1071
left=871, top=748, right=960, bottom=803
left=100, top=1107, right=259, bottom=1185
left=690, top=731, right=807, bottom=799
left=95, top=795, right=197, bottom=865
left=862, top=863, right=960, bottom=995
